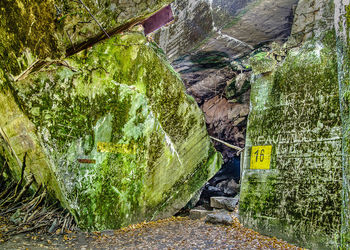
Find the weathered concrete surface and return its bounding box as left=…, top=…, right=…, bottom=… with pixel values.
left=290, top=0, right=335, bottom=43
left=0, top=29, right=222, bottom=230
left=239, top=0, right=342, bottom=249
left=166, top=49, right=251, bottom=161
left=335, top=0, right=350, bottom=247
left=189, top=209, right=213, bottom=220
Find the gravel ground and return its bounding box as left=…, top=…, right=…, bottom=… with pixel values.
left=92, top=216, right=304, bottom=249
left=1, top=214, right=304, bottom=249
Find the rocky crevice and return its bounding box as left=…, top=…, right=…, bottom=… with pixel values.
left=156, top=0, right=299, bottom=164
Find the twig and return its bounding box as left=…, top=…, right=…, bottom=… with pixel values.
left=24, top=208, right=40, bottom=224
left=0, top=160, right=6, bottom=175
left=0, top=181, right=15, bottom=199
left=67, top=215, right=74, bottom=230
left=0, top=160, right=7, bottom=186
left=0, top=204, right=22, bottom=216
left=23, top=209, right=41, bottom=223
left=7, top=223, right=49, bottom=236
left=28, top=190, right=46, bottom=213
left=14, top=152, right=28, bottom=197
left=37, top=207, right=60, bottom=224
left=14, top=174, right=33, bottom=203
left=78, top=0, right=110, bottom=38
left=210, top=136, right=244, bottom=153
left=31, top=183, right=42, bottom=200
left=61, top=213, right=69, bottom=233
left=0, top=183, right=17, bottom=208
left=21, top=194, right=40, bottom=211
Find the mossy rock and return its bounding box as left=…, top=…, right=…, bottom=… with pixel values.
left=0, top=0, right=173, bottom=78
left=249, top=52, right=277, bottom=75
left=0, top=32, right=222, bottom=230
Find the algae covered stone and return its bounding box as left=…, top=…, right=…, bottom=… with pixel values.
left=0, top=0, right=173, bottom=79
left=1, top=32, right=222, bottom=230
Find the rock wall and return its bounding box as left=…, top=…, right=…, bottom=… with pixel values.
left=0, top=1, right=223, bottom=230
left=155, top=0, right=298, bottom=60
left=171, top=52, right=250, bottom=160
left=0, top=0, right=173, bottom=79
left=154, top=0, right=298, bottom=162
left=239, top=0, right=342, bottom=248
left=154, top=0, right=213, bottom=59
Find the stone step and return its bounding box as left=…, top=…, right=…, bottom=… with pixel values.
left=210, top=197, right=239, bottom=211
left=189, top=209, right=213, bottom=220
left=205, top=212, right=233, bottom=225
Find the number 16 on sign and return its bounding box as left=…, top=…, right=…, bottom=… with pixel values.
left=250, top=145, right=272, bottom=170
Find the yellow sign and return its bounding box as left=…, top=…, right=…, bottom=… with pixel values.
left=250, top=145, right=272, bottom=170
left=97, top=142, right=136, bottom=155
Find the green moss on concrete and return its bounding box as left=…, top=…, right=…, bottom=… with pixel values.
left=240, top=32, right=341, bottom=249
left=336, top=3, right=350, bottom=248
left=4, top=32, right=221, bottom=230
left=144, top=144, right=222, bottom=220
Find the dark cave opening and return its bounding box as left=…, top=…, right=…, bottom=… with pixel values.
left=159, top=0, right=298, bottom=213
left=173, top=50, right=251, bottom=211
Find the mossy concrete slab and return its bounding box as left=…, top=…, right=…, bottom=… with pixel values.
left=239, top=33, right=342, bottom=249
left=335, top=0, right=350, bottom=247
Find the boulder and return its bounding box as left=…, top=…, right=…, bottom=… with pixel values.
left=153, top=0, right=298, bottom=163
left=0, top=32, right=222, bottom=230
left=217, top=179, right=240, bottom=196
left=225, top=72, right=251, bottom=103
left=0, top=0, right=173, bottom=79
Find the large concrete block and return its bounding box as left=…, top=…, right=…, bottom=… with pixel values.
left=239, top=1, right=342, bottom=248
left=240, top=25, right=341, bottom=250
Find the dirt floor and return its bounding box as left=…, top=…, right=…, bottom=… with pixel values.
left=1, top=213, right=304, bottom=249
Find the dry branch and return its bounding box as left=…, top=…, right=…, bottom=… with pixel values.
left=209, top=136, right=244, bottom=155
left=14, top=174, right=34, bottom=203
